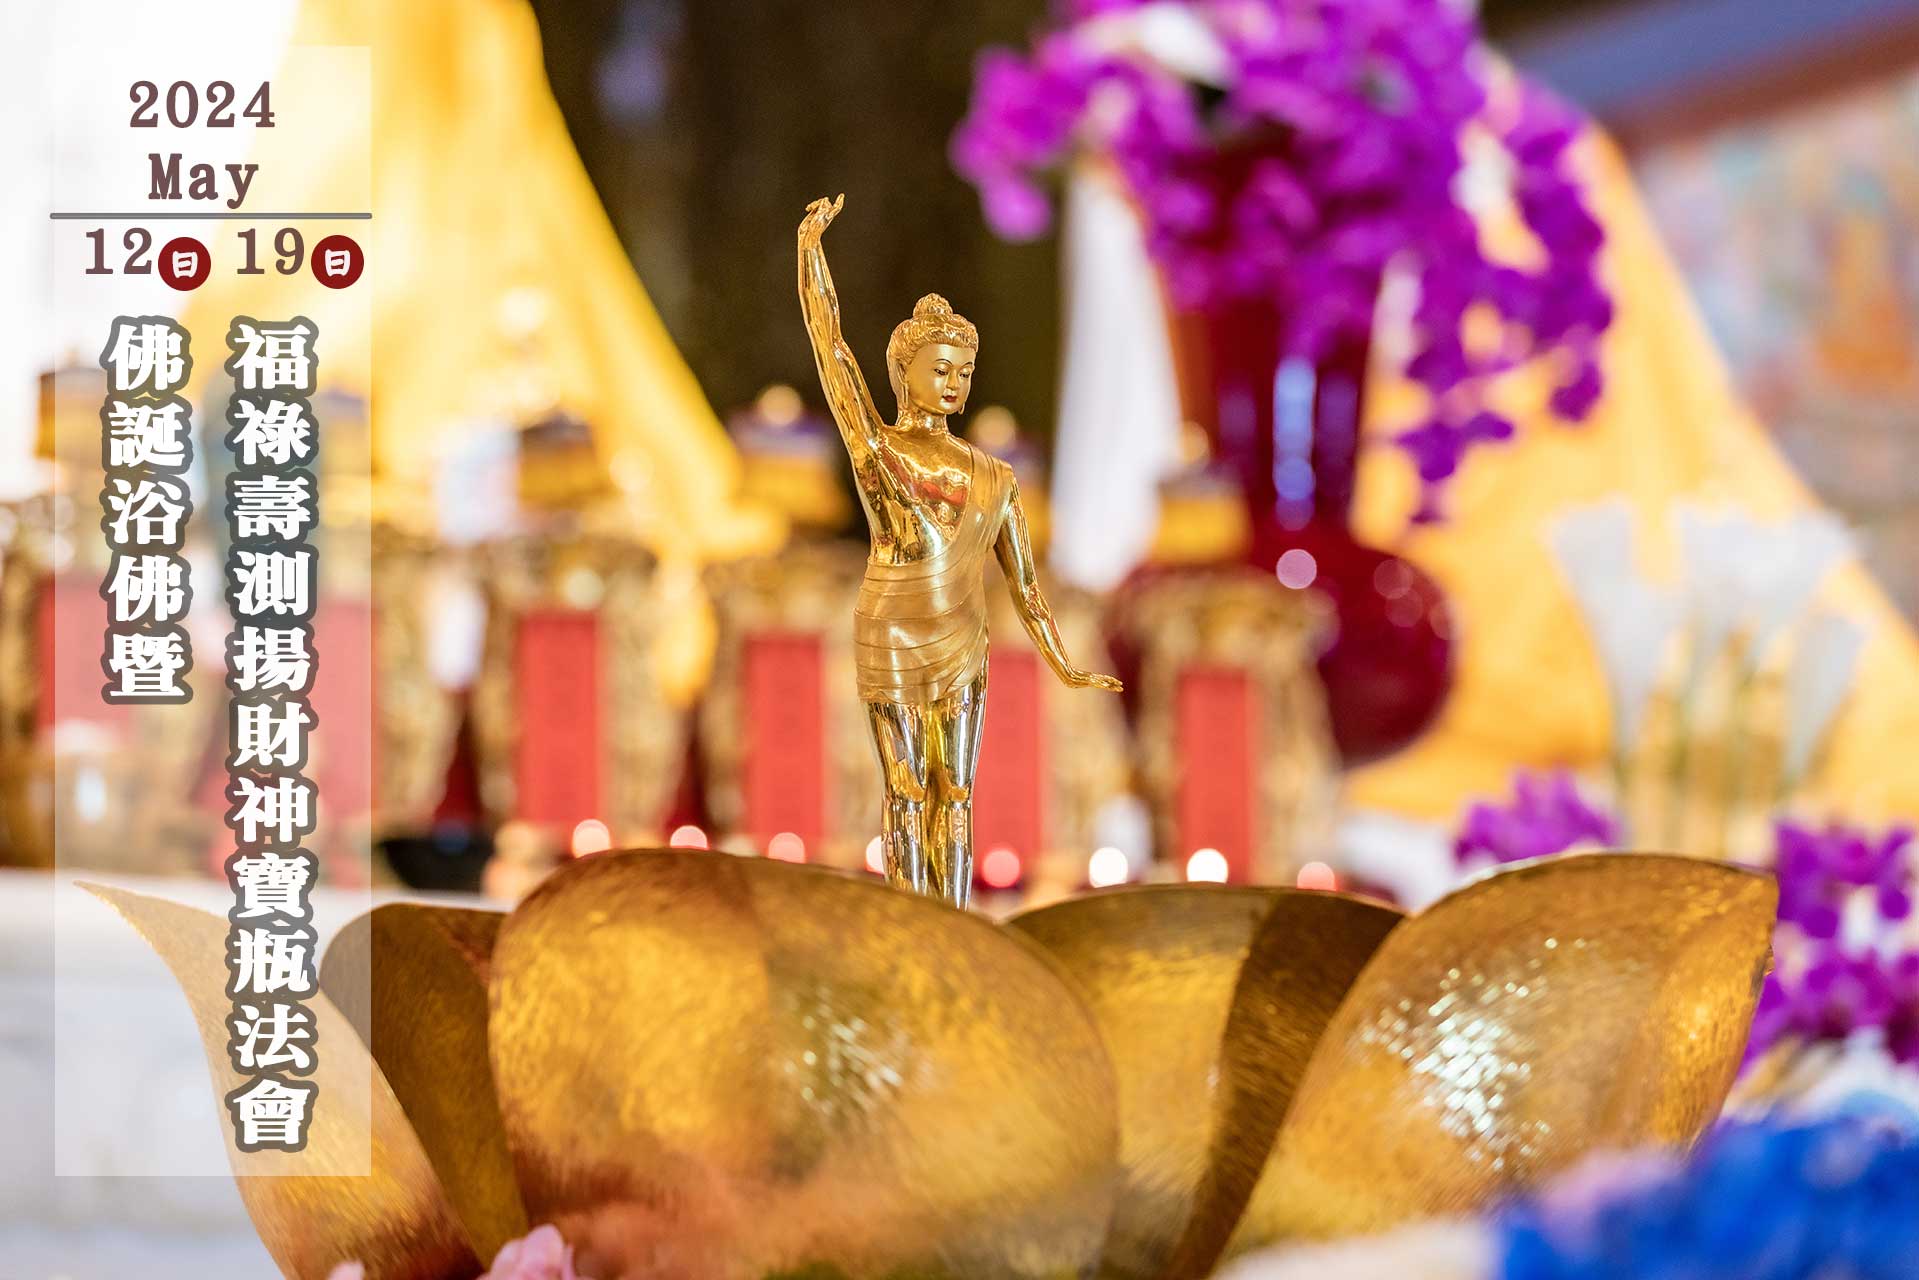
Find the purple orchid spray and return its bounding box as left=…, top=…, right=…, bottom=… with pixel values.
left=1747, top=820, right=1919, bottom=1068
left=1453, top=769, right=1621, bottom=869
left=952, top=0, right=1612, bottom=519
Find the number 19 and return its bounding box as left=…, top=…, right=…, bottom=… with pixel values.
left=237, top=227, right=305, bottom=275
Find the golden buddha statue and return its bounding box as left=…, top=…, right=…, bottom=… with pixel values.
left=797, top=194, right=1122, bottom=907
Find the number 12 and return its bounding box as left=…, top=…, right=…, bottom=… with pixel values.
left=85, top=227, right=152, bottom=275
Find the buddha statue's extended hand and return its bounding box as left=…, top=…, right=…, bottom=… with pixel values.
left=1065, top=668, right=1124, bottom=693
left=799, top=193, right=844, bottom=246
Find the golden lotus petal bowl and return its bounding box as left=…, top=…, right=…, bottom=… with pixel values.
left=1010, top=886, right=1403, bottom=1279
left=486, top=850, right=1120, bottom=1279
left=88, top=885, right=482, bottom=1280
left=322, top=904, right=530, bottom=1261
left=1223, top=854, right=1777, bottom=1255
left=88, top=849, right=1775, bottom=1280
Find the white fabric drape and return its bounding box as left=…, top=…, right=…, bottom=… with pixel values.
left=1047, top=164, right=1185, bottom=591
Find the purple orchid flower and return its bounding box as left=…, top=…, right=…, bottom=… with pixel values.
left=954, top=0, right=1614, bottom=521
left=1775, top=820, right=1914, bottom=940
left=1453, top=769, right=1621, bottom=868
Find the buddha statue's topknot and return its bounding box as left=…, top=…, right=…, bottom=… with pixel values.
left=887, top=293, right=979, bottom=402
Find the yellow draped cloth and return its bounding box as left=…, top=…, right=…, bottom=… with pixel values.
left=182, top=0, right=782, bottom=698
left=1349, top=135, right=1919, bottom=823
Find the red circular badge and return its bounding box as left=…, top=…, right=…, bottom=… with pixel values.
left=158, top=236, right=211, bottom=290
left=311, top=233, right=365, bottom=289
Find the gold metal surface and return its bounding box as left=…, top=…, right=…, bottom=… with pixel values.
left=1118, top=569, right=1339, bottom=884
left=98, top=851, right=1781, bottom=1278
left=1223, top=854, right=1776, bottom=1254
left=797, top=195, right=1121, bottom=907
left=367, top=526, right=464, bottom=835
left=1010, top=887, right=1402, bottom=1280
left=85, top=885, right=480, bottom=1280
left=486, top=849, right=1120, bottom=1280
left=321, top=904, right=529, bottom=1262
left=0, top=507, right=49, bottom=868
left=699, top=540, right=881, bottom=865
left=8, top=499, right=222, bottom=875
left=0, top=504, right=42, bottom=758
left=984, top=583, right=1131, bottom=857
left=470, top=532, right=686, bottom=838
left=1171, top=888, right=1406, bottom=1277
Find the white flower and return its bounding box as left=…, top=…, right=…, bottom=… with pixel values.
left=1589, top=578, right=1685, bottom=752
left=1675, top=504, right=1749, bottom=688
left=1782, top=610, right=1866, bottom=785
left=1742, top=511, right=1853, bottom=665
left=1673, top=504, right=1853, bottom=679
left=1550, top=502, right=1682, bottom=752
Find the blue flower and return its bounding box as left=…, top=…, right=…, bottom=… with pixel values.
left=1498, top=1117, right=1919, bottom=1279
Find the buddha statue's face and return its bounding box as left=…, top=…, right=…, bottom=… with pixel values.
left=902, top=343, right=976, bottom=420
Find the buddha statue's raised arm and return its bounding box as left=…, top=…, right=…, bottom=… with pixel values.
left=993, top=473, right=1124, bottom=693
left=797, top=195, right=883, bottom=462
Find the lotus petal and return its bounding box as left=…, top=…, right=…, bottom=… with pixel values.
left=486, top=850, right=1120, bottom=1280
left=1225, top=854, right=1775, bottom=1251
left=85, top=884, right=479, bottom=1280
left=321, top=904, right=529, bottom=1262
left=1011, top=886, right=1402, bottom=1279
